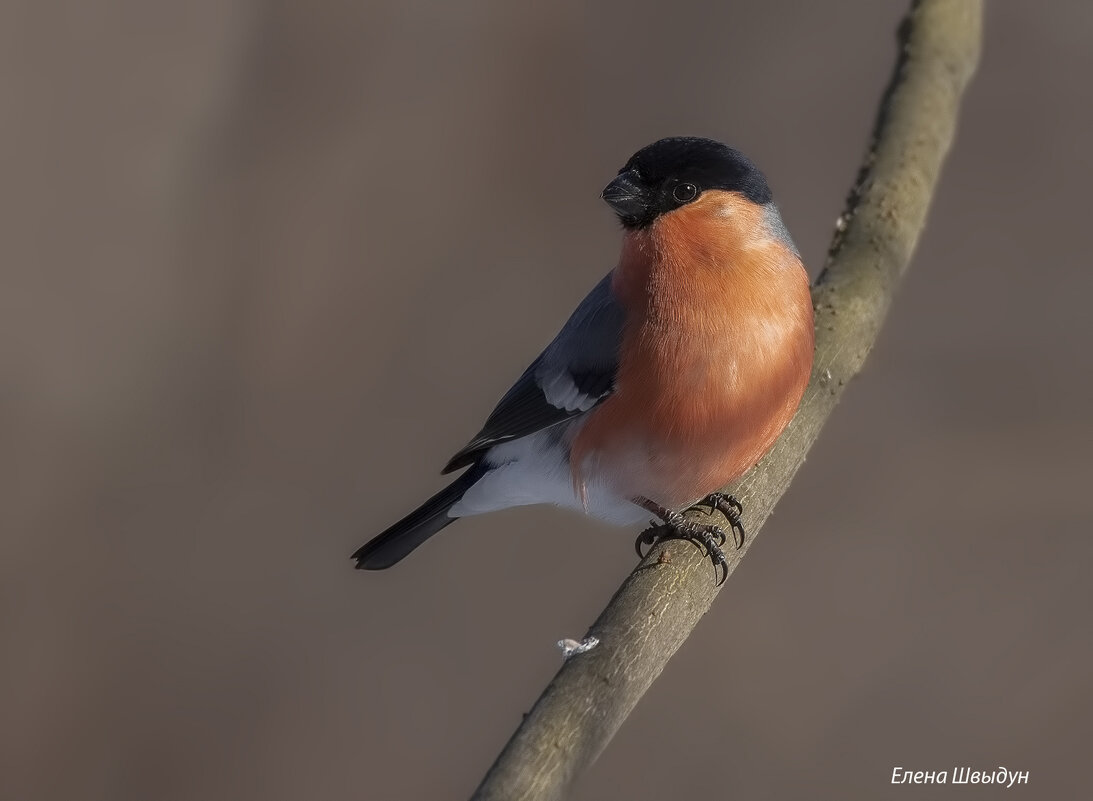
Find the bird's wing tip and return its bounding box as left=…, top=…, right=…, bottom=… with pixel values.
left=441, top=451, right=475, bottom=475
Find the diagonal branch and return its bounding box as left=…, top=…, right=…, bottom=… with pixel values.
left=471, top=1, right=983, bottom=799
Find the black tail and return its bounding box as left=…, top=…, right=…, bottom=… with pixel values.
left=352, top=463, right=487, bottom=570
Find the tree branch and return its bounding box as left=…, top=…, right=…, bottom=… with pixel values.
left=471, top=1, right=983, bottom=798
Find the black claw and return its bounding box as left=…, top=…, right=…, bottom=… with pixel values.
left=633, top=499, right=731, bottom=585
left=701, top=492, right=746, bottom=549
left=705, top=492, right=743, bottom=516
left=634, top=528, right=658, bottom=559
left=688, top=525, right=729, bottom=586
left=709, top=544, right=728, bottom=586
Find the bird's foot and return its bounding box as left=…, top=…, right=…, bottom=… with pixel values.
left=699, top=492, right=746, bottom=549
left=633, top=498, right=730, bottom=586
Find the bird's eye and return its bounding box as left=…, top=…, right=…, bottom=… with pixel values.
left=672, top=182, right=698, bottom=203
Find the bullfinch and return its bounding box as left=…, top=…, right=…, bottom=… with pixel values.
left=353, top=137, right=814, bottom=581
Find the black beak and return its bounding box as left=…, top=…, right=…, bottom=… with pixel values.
left=601, top=170, right=650, bottom=224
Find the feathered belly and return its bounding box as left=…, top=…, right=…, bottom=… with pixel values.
left=571, top=335, right=809, bottom=509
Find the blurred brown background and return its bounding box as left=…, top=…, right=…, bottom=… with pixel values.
left=3, top=1, right=1091, bottom=799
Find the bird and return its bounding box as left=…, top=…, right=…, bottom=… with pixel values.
left=353, top=137, right=814, bottom=582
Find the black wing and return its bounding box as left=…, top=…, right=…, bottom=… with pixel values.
left=442, top=273, right=623, bottom=473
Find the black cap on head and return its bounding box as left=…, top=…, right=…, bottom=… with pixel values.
left=601, top=137, right=772, bottom=229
